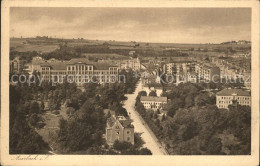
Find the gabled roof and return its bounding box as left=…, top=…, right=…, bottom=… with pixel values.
left=107, top=115, right=134, bottom=128
left=40, top=62, right=51, bottom=67
left=40, top=61, right=68, bottom=70
left=216, top=89, right=250, bottom=96
left=140, top=96, right=167, bottom=102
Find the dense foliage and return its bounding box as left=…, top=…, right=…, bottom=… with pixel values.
left=10, top=85, right=50, bottom=154
left=135, top=82, right=251, bottom=155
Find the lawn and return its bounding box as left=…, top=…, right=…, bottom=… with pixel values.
left=37, top=113, right=61, bottom=143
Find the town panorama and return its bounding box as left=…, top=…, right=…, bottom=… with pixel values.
left=9, top=8, right=251, bottom=155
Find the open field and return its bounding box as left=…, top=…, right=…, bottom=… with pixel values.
left=36, top=113, right=61, bottom=143
left=82, top=53, right=128, bottom=59
left=10, top=37, right=251, bottom=53
left=14, top=44, right=59, bottom=53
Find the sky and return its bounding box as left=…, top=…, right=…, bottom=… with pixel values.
left=10, top=7, right=251, bottom=44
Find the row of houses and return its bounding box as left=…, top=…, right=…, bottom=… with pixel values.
left=210, top=56, right=251, bottom=89
left=161, top=60, right=220, bottom=84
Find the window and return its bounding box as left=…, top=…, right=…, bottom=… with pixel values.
left=127, top=137, right=130, bottom=141
left=116, top=126, right=119, bottom=129
left=116, top=131, right=120, bottom=135
left=127, top=131, right=131, bottom=134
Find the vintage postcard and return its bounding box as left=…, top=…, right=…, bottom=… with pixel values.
left=1, top=0, right=259, bottom=166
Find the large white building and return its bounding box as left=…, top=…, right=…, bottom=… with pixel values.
left=140, top=96, right=167, bottom=111
left=216, top=89, right=251, bottom=109
left=40, top=58, right=119, bottom=85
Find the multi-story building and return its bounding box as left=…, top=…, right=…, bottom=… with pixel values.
left=10, top=56, right=25, bottom=73
left=40, top=58, right=119, bottom=85
left=162, top=60, right=195, bottom=84
left=187, top=71, right=198, bottom=83
left=195, top=63, right=220, bottom=82
left=216, top=89, right=251, bottom=109
left=106, top=115, right=134, bottom=146
left=162, top=60, right=195, bottom=74
left=31, top=56, right=45, bottom=72
left=120, top=58, right=141, bottom=71
left=140, top=96, right=167, bottom=111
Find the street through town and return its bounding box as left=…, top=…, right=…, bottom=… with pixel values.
left=123, top=81, right=167, bottom=155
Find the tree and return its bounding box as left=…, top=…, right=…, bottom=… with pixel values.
left=207, top=136, right=222, bottom=154
left=184, top=95, right=194, bottom=108
left=149, top=91, right=157, bottom=97
left=138, top=91, right=147, bottom=97
left=66, top=107, right=75, bottom=116
left=153, top=112, right=158, bottom=119
left=113, top=140, right=132, bottom=151
left=29, top=113, right=39, bottom=127
left=40, top=101, right=45, bottom=111
left=165, top=98, right=183, bottom=117
left=29, top=101, right=40, bottom=114
left=194, top=93, right=214, bottom=106
left=139, top=148, right=152, bottom=155
left=161, top=114, right=166, bottom=121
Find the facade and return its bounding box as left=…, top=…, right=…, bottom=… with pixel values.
left=162, top=61, right=195, bottom=74
left=162, top=61, right=195, bottom=84
left=40, top=58, right=119, bottom=85
left=195, top=63, right=220, bottom=82
left=120, top=58, right=141, bottom=71
left=187, top=71, right=198, bottom=83
left=216, top=89, right=251, bottom=109
left=10, top=57, right=25, bottom=73
left=31, top=56, right=45, bottom=72
left=140, top=96, right=167, bottom=110
left=106, top=115, right=134, bottom=146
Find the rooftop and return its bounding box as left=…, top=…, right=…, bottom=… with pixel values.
left=216, top=89, right=250, bottom=96
left=140, top=96, right=167, bottom=102
left=40, top=58, right=119, bottom=70
left=107, top=115, right=134, bottom=128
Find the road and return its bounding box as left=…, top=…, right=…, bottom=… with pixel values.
left=123, top=81, right=167, bottom=155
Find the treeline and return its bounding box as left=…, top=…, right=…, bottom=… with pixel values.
left=10, top=85, right=50, bottom=154
left=119, top=69, right=140, bottom=94
left=135, top=82, right=251, bottom=155
left=74, top=45, right=131, bottom=56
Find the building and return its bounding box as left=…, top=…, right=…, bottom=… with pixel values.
left=140, top=96, right=167, bottom=110
left=120, top=58, right=141, bottom=71
left=162, top=60, right=195, bottom=84
left=195, top=63, right=220, bottom=82
left=142, top=84, right=163, bottom=97
left=216, top=89, right=251, bottom=109
left=10, top=56, right=25, bottom=73
left=40, top=58, right=119, bottom=85
left=162, top=60, right=195, bottom=74
left=187, top=71, right=198, bottom=83
left=31, top=56, right=45, bottom=72
left=106, top=115, right=134, bottom=146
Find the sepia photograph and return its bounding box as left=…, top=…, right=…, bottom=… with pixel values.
left=1, top=0, right=259, bottom=166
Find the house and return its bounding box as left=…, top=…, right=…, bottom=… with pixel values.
left=140, top=96, right=167, bottom=111
left=10, top=56, right=25, bottom=73
left=106, top=115, right=134, bottom=146
left=216, top=89, right=251, bottom=109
